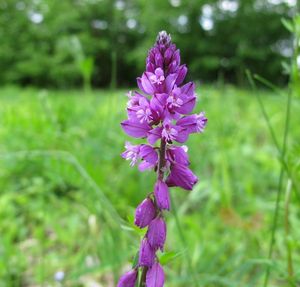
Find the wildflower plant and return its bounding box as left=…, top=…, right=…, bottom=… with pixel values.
left=118, top=31, right=207, bottom=287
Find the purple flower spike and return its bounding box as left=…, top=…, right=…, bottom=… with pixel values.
left=135, top=198, right=156, bottom=228
left=117, top=269, right=137, bottom=287
left=139, top=238, right=156, bottom=267
left=154, top=180, right=170, bottom=210
left=147, top=217, right=167, bottom=250
left=146, top=262, right=165, bottom=287
left=119, top=31, right=207, bottom=286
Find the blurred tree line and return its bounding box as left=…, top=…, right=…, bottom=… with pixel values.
left=0, top=0, right=296, bottom=88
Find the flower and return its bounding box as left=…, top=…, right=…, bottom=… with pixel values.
left=154, top=180, right=170, bottom=210
left=121, top=119, right=151, bottom=138
left=138, top=145, right=158, bottom=171
left=139, top=238, right=156, bottom=267
left=177, top=112, right=207, bottom=133
left=119, top=30, right=207, bottom=286
left=166, top=163, right=198, bottom=190
left=146, top=263, right=165, bottom=287
left=167, top=145, right=190, bottom=166
left=147, top=217, right=167, bottom=250
left=117, top=269, right=138, bottom=287
left=121, top=142, right=141, bottom=167
left=134, top=198, right=156, bottom=228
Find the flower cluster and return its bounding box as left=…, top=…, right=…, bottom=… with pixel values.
left=118, top=31, right=207, bottom=287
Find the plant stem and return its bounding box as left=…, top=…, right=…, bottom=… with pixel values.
left=261, top=22, right=293, bottom=285
left=246, top=79, right=291, bottom=286
left=246, top=72, right=300, bottom=203
left=139, top=267, right=148, bottom=287
left=263, top=168, right=285, bottom=287
left=284, top=179, right=294, bottom=282
left=158, top=139, right=166, bottom=179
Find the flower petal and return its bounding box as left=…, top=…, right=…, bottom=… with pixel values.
left=135, top=198, right=156, bottom=228
left=147, top=217, right=167, bottom=250
left=175, top=64, right=187, bottom=85
left=121, top=120, right=151, bottom=138
left=166, top=164, right=198, bottom=190
left=167, top=146, right=190, bottom=166
left=146, top=263, right=165, bottom=287
left=147, top=127, right=163, bottom=145
left=117, top=269, right=138, bottom=287
left=154, top=180, right=170, bottom=210
left=139, top=238, right=156, bottom=267
left=140, top=145, right=158, bottom=165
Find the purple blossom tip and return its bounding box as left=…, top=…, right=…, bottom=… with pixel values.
left=146, top=262, right=165, bottom=287
left=120, top=31, right=207, bottom=286
left=117, top=269, right=138, bottom=287
left=134, top=198, right=156, bottom=228
left=156, top=30, right=171, bottom=46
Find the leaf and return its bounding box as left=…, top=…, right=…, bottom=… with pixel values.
left=132, top=251, right=139, bottom=268
left=158, top=251, right=181, bottom=265
left=281, top=18, right=294, bottom=33
left=281, top=61, right=290, bottom=75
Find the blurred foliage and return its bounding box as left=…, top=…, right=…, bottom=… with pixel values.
left=0, top=86, right=299, bottom=286
left=0, top=0, right=296, bottom=88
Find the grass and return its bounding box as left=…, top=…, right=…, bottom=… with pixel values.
left=0, top=85, right=299, bottom=286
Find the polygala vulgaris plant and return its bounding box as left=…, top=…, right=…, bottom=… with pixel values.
left=118, top=31, right=207, bottom=287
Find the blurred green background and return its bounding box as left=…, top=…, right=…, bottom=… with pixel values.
left=0, top=0, right=300, bottom=286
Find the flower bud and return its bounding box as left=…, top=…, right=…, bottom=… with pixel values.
left=139, top=238, right=156, bottom=267
left=154, top=180, right=170, bottom=210
left=156, top=30, right=171, bottom=47
left=117, top=269, right=137, bottom=287
left=134, top=198, right=156, bottom=228
left=166, top=164, right=198, bottom=190
left=146, top=262, right=165, bottom=287
left=147, top=217, right=166, bottom=250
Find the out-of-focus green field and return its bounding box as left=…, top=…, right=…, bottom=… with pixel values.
left=0, top=86, right=299, bottom=287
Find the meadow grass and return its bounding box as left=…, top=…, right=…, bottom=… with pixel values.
left=0, top=85, right=299, bottom=286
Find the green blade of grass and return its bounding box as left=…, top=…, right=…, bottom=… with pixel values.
left=245, top=71, right=293, bottom=286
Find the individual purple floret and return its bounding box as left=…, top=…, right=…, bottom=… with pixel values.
left=139, top=238, right=156, bottom=267
left=146, top=262, right=165, bottom=287
left=147, top=217, right=167, bottom=250
left=134, top=198, right=156, bottom=228
left=119, top=30, right=207, bottom=286
left=154, top=180, right=170, bottom=210
left=117, top=269, right=137, bottom=287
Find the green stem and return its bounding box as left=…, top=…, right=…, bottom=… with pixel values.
left=246, top=71, right=292, bottom=286
left=140, top=267, right=148, bottom=287
left=247, top=72, right=300, bottom=202
left=284, top=180, right=294, bottom=283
